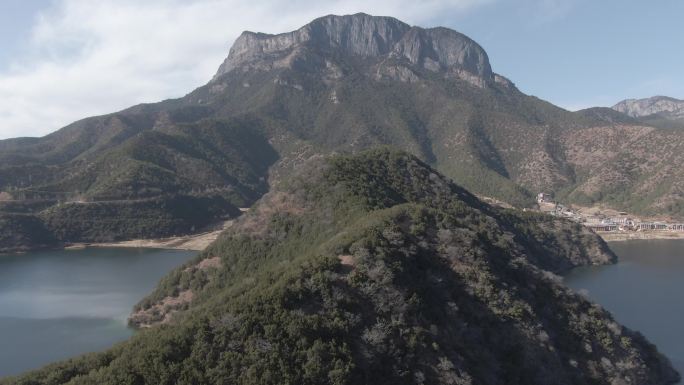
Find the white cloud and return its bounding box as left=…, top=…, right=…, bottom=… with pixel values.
left=0, top=0, right=492, bottom=139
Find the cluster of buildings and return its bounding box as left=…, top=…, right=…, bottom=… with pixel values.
left=536, top=193, right=684, bottom=233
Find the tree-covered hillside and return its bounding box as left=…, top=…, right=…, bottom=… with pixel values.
left=4, top=149, right=677, bottom=385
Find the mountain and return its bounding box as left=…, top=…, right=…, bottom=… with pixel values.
left=214, top=13, right=496, bottom=86
left=2, top=13, right=684, bottom=253
left=613, top=96, right=684, bottom=129
left=613, top=96, right=684, bottom=119
left=5, top=149, right=678, bottom=385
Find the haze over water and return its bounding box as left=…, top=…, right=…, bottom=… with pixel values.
left=565, top=239, right=684, bottom=381
left=0, top=248, right=194, bottom=377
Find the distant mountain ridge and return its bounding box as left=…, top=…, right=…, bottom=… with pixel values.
left=612, top=96, right=684, bottom=129
left=1, top=13, right=684, bottom=252
left=613, top=96, right=684, bottom=118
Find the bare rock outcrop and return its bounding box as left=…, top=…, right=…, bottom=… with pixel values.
left=214, top=13, right=494, bottom=86
left=613, top=96, right=684, bottom=119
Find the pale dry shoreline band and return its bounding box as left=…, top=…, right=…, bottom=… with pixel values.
left=600, top=231, right=684, bottom=242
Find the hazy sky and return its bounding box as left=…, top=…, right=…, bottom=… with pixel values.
left=0, top=0, right=681, bottom=139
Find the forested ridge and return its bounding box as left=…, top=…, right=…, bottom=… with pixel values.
left=4, top=149, right=677, bottom=385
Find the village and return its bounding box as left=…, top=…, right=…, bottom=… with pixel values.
left=536, top=193, right=684, bottom=233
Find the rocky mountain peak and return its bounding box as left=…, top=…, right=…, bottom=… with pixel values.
left=213, top=13, right=494, bottom=86
left=612, top=96, right=684, bottom=118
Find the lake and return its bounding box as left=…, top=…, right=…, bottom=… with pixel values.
left=2, top=241, right=682, bottom=380
left=565, top=239, right=684, bottom=381
left=0, top=247, right=194, bottom=378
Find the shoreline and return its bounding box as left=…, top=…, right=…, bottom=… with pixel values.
left=65, top=220, right=234, bottom=252
left=599, top=231, right=684, bottom=242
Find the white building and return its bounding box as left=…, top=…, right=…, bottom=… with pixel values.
left=537, top=193, right=553, bottom=204
left=637, top=222, right=669, bottom=231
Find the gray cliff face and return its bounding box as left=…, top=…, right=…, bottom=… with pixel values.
left=613, top=96, right=684, bottom=119
left=214, top=13, right=494, bottom=86
left=391, top=26, right=492, bottom=78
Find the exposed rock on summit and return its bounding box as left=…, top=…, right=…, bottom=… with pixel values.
left=214, top=13, right=495, bottom=86
left=613, top=96, right=684, bottom=119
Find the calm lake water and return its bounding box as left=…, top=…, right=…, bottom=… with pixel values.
left=0, top=247, right=194, bottom=378
left=565, top=239, right=684, bottom=381
left=2, top=242, right=681, bottom=380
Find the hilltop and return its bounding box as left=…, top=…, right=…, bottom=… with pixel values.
left=4, top=149, right=678, bottom=385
